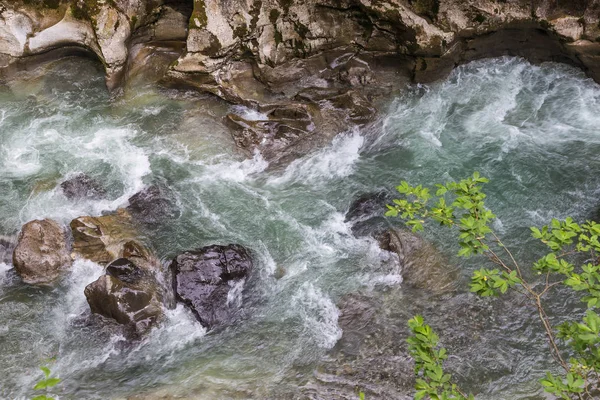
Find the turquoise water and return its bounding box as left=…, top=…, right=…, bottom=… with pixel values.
left=1, top=56, right=600, bottom=399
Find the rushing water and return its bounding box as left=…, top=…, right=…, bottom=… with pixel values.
left=1, top=56, right=600, bottom=399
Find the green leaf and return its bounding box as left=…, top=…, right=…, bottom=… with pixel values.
left=40, top=367, right=51, bottom=378
left=44, top=378, right=60, bottom=389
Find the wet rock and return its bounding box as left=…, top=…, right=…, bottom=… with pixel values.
left=60, top=173, right=106, bottom=200
left=126, top=185, right=180, bottom=226
left=0, top=235, right=15, bottom=265
left=12, top=219, right=72, bottom=284
left=345, top=191, right=392, bottom=237
left=170, top=244, right=252, bottom=329
left=70, top=209, right=147, bottom=265
left=379, top=228, right=458, bottom=294
left=225, top=103, right=318, bottom=163
left=85, top=257, right=164, bottom=336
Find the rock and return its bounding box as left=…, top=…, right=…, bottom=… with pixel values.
left=379, top=228, right=458, bottom=293
left=126, top=185, right=180, bottom=226
left=170, top=244, right=252, bottom=329
left=70, top=209, right=150, bottom=265
left=12, top=219, right=72, bottom=284
left=60, top=173, right=106, bottom=200
left=85, top=257, right=164, bottom=336
left=345, top=191, right=392, bottom=237
left=225, top=103, right=318, bottom=163
left=0, top=235, right=16, bottom=265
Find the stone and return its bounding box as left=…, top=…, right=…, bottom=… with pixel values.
left=345, top=191, right=392, bottom=237
left=60, top=173, right=106, bottom=200
left=12, top=219, right=72, bottom=284
left=85, top=257, right=164, bottom=336
left=170, top=244, right=252, bottom=329
left=379, top=228, right=458, bottom=293
left=126, top=185, right=180, bottom=226
left=0, top=235, right=15, bottom=265
left=70, top=209, right=157, bottom=267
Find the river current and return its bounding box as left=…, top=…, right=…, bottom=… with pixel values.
left=1, top=56, right=600, bottom=399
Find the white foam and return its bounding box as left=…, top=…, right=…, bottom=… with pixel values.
left=291, top=283, right=342, bottom=349
left=268, top=129, right=364, bottom=186
left=230, top=105, right=269, bottom=121
left=0, top=262, right=12, bottom=284
left=200, top=150, right=268, bottom=183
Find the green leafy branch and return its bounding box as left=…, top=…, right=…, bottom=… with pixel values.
left=407, top=315, right=473, bottom=400
left=388, top=172, right=600, bottom=399
left=32, top=366, right=60, bottom=400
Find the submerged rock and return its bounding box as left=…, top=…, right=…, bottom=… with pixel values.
left=379, top=228, right=458, bottom=294
left=126, top=185, right=180, bottom=226
left=12, top=219, right=72, bottom=284
left=344, top=191, right=392, bottom=237
left=170, top=244, right=252, bottom=330
left=85, top=257, right=164, bottom=336
left=0, top=235, right=15, bottom=265
left=60, top=173, right=106, bottom=200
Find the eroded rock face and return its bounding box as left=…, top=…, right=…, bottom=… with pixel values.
left=2, top=0, right=600, bottom=166
left=379, top=228, right=458, bottom=293
left=60, top=173, right=106, bottom=200
left=12, top=219, right=72, bottom=284
left=170, top=244, right=252, bottom=330
left=85, top=257, right=164, bottom=336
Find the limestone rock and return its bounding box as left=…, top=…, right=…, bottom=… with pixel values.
left=12, top=219, right=72, bottom=284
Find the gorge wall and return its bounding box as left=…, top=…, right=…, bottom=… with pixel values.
left=1, top=0, right=599, bottom=162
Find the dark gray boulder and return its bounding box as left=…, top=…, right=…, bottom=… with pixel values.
left=345, top=191, right=392, bottom=237
left=126, top=185, right=180, bottom=226
left=60, top=173, right=106, bottom=200
left=170, top=244, right=252, bottom=330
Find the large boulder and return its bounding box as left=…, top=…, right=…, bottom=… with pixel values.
left=379, top=228, right=458, bottom=294
left=12, top=219, right=72, bottom=284
left=170, top=244, right=252, bottom=330
left=85, top=257, right=164, bottom=336
left=60, top=173, right=106, bottom=200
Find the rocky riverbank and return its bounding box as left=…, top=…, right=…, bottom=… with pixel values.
left=2, top=0, right=600, bottom=164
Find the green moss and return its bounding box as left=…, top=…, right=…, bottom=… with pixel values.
left=277, top=0, right=292, bottom=16
left=42, top=0, right=60, bottom=9
left=540, top=19, right=552, bottom=30
left=294, top=21, right=309, bottom=40
left=189, top=0, right=207, bottom=29
left=70, top=0, right=101, bottom=20
left=269, top=9, right=280, bottom=24
left=473, top=13, right=486, bottom=24
left=410, top=0, right=439, bottom=20
left=130, top=15, right=137, bottom=28
left=274, top=29, right=283, bottom=46
left=249, top=0, right=262, bottom=31
left=233, top=23, right=248, bottom=38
